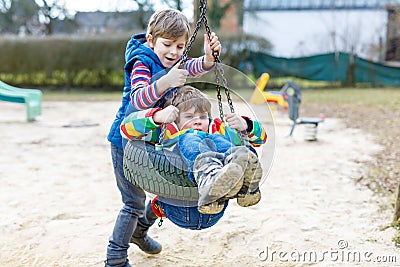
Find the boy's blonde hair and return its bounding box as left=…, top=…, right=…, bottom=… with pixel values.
left=166, top=86, right=211, bottom=123
left=147, top=9, right=191, bottom=43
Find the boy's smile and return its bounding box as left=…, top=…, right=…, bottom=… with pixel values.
left=148, top=35, right=187, bottom=68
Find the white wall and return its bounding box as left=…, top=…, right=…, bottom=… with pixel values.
left=243, top=10, right=387, bottom=61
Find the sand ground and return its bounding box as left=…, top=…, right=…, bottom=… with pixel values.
left=0, top=101, right=397, bottom=266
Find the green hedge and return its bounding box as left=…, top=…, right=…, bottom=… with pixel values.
left=0, top=34, right=129, bottom=89
left=0, top=32, right=271, bottom=90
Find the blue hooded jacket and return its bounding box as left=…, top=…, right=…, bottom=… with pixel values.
left=107, top=33, right=166, bottom=149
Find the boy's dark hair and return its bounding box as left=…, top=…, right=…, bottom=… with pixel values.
left=147, top=8, right=191, bottom=42
left=165, top=86, right=211, bottom=123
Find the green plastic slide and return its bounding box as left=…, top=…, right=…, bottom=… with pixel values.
left=0, top=81, right=42, bottom=121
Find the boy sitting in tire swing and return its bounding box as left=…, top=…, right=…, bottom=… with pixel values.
left=121, top=85, right=267, bottom=230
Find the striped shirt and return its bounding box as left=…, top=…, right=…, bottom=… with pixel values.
left=130, top=57, right=207, bottom=110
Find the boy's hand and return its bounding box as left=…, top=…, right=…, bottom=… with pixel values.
left=203, top=32, right=221, bottom=69
left=225, top=113, right=247, bottom=131
left=156, top=63, right=188, bottom=95
left=153, top=105, right=179, bottom=124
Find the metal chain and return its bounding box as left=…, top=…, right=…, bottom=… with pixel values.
left=158, top=2, right=207, bottom=148
left=182, top=0, right=235, bottom=120
left=200, top=0, right=241, bottom=143
left=158, top=0, right=237, bottom=147
left=156, top=125, right=166, bottom=150
left=200, top=0, right=235, bottom=120
left=180, top=0, right=208, bottom=67
left=156, top=88, right=179, bottom=147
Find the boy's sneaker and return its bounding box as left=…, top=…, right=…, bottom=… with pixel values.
left=194, top=153, right=244, bottom=214
left=130, top=234, right=162, bottom=254
left=129, top=199, right=162, bottom=254
left=225, top=146, right=263, bottom=207
left=104, top=258, right=131, bottom=267
left=198, top=201, right=225, bottom=214
left=237, top=187, right=261, bottom=207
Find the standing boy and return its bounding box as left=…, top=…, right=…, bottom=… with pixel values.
left=105, top=8, right=221, bottom=267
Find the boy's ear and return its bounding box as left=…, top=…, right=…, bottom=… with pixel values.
left=146, top=34, right=154, bottom=48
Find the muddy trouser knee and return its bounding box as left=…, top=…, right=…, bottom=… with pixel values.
left=106, top=144, right=146, bottom=263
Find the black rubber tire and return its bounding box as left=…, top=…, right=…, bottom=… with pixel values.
left=123, top=140, right=199, bottom=201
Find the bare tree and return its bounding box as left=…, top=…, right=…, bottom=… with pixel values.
left=0, top=0, right=71, bottom=35
left=200, top=0, right=244, bottom=29
left=0, top=0, right=12, bottom=33
left=0, top=0, right=10, bottom=11
left=36, top=0, right=69, bottom=35
left=130, top=0, right=154, bottom=29
left=0, top=0, right=40, bottom=34
left=160, top=0, right=184, bottom=11
left=208, top=0, right=231, bottom=28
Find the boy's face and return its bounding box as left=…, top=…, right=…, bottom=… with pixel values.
left=147, top=35, right=187, bottom=68
left=177, top=107, right=209, bottom=132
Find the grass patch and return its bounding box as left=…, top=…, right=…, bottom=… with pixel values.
left=302, top=88, right=400, bottom=107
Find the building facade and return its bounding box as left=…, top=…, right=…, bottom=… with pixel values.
left=192, top=0, right=399, bottom=61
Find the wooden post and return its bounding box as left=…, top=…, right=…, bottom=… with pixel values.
left=394, top=182, right=400, bottom=222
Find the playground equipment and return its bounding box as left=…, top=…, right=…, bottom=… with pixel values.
left=0, top=80, right=42, bottom=121
left=250, top=73, right=288, bottom=110
left=281, top=81, right=324, bottom=141
left=250, top=73, right=323, bottom=140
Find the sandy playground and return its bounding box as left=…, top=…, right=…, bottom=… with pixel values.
left=0, top=100, right=398, bottom=266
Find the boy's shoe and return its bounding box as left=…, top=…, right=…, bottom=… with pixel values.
left=197, top=201, right=225, bottom=214
left=129, top=200, right=162, bottom=254
left=104, top=258, right=131, bottom=267
left=225, top=146, right=263, bottom=207
left=197, top=163, right=243, bottom=214
left=194, top=152, right=244, bottom=214
left=237, top=187, right=261, bottom=207
left=130, top=234, right=162, bottom=254
left=236, top=157, right=262, bottom=207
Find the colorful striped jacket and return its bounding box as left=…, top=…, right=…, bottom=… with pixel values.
left=121, top=108, right=267, bottom=150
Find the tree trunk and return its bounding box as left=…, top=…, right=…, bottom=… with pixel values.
left=393, top=182, right=400, bottom=222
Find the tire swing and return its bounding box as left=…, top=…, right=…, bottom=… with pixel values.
left=123, top=0, right=236, bottom=202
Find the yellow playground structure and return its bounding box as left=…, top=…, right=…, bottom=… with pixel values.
left=250, top=73, right=288, bottom=110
